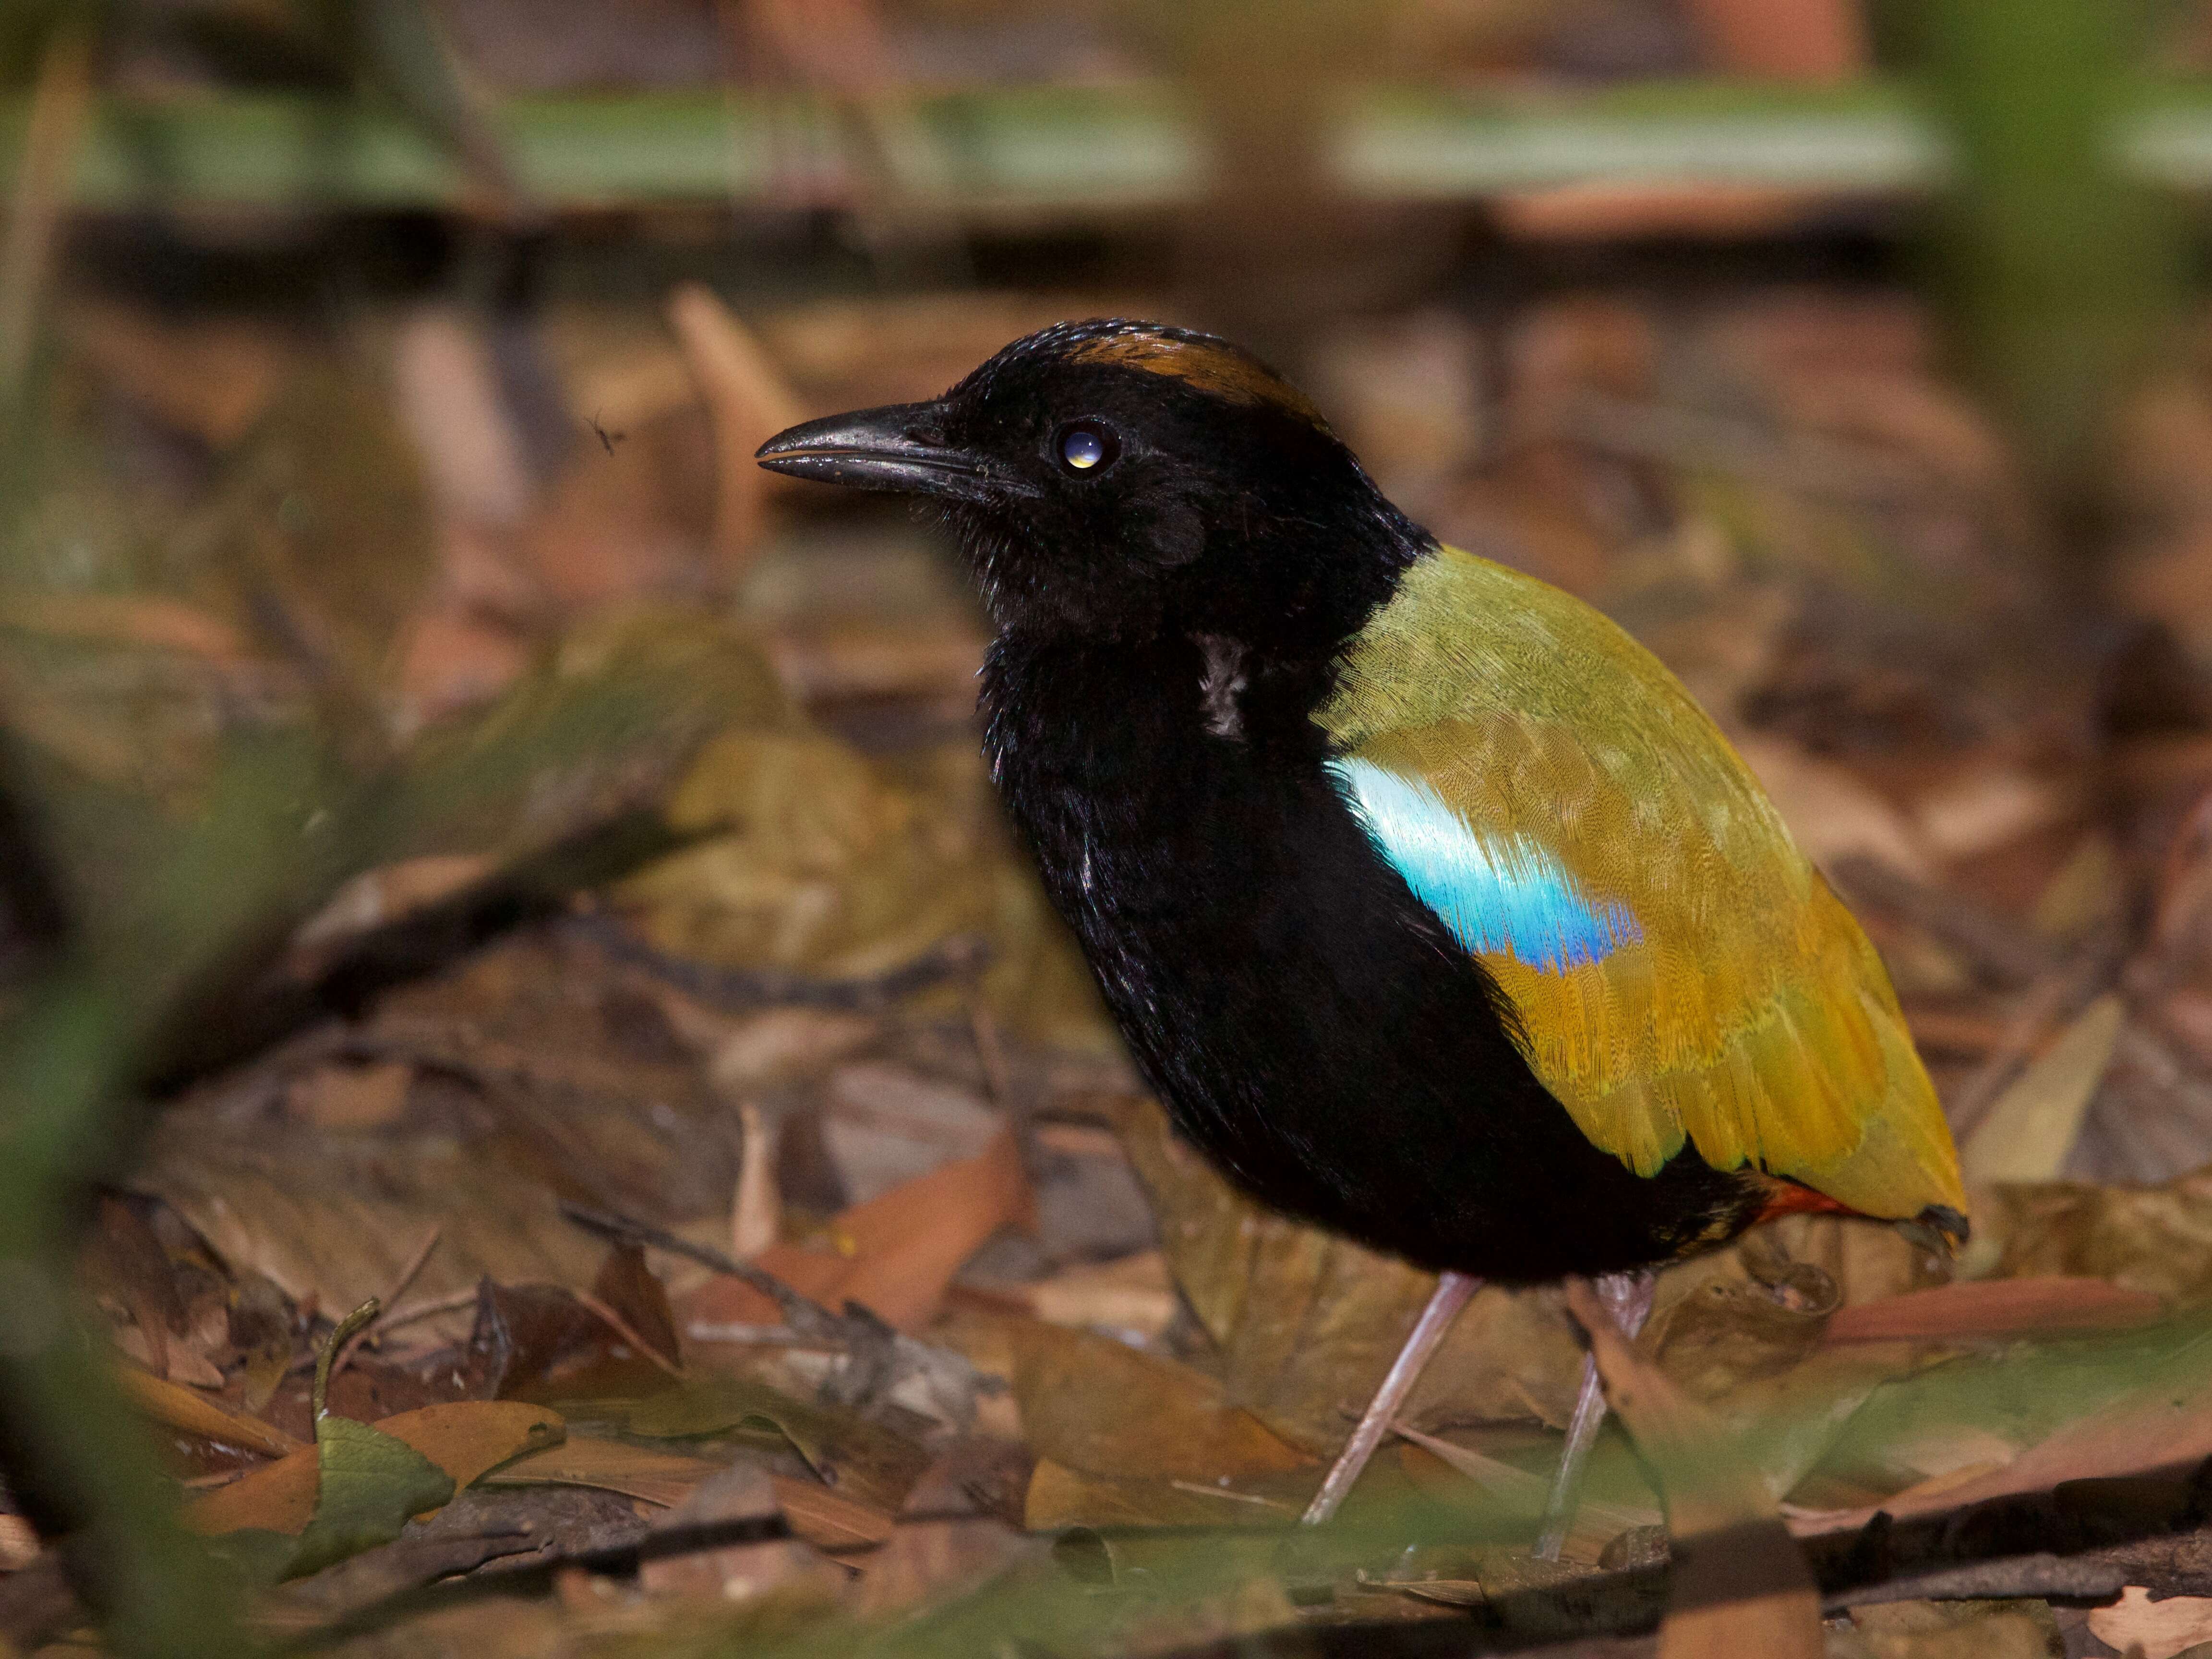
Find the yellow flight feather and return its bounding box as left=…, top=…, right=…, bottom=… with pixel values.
left=1318, top=544, right=1967, bottom=1223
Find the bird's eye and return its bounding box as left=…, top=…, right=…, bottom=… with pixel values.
left=1054, top=420, right=1120, bottom=476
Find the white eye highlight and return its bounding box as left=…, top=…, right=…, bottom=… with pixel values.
left=1054, top=420, right=1120, bottom=475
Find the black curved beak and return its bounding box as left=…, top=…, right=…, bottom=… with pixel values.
left=755, top=401, right=992, bottom=501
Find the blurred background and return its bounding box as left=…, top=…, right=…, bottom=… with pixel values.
left=15, top=1, right=2212, bottom=1654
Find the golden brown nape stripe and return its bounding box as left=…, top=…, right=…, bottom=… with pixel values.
left=1067, top=329, right=1331, bottom=428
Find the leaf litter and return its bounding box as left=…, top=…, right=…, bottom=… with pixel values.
left=31, top=276, right=2212, bottom=1659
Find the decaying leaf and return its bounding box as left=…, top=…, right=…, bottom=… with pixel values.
left=1009, top=1320, right=1311, bottom=1486
left=188, top=1401, right=562, bottom=1539
left=2086, top=1584, right=2212, bottom=1659
left=1970, top=1164, right=2212, bottom=1304
left=1823, top=1276, right=2164, bottom=1344
left=589, top=1245, right=682, bottom=1372
left=479, top=1435, right=722, bottom=1509
left=1961, top=994, right=2125, bottom=1186
left=116, top=1367, right=304, bottom=1460
left=1022, top=1461, right=1298, bottom=1531
left=771, top=1473, right=897, bottom=1553
left=684, top=1126, right=1031, bottom=1335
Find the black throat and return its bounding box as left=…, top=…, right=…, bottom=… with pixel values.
left=978, top=626, right=1764, bottom=1281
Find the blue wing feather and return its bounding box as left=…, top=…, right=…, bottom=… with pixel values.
left=1325, top=757, right=1643, bottom=973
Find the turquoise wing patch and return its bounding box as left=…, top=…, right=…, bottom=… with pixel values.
left=1325, top=757, right=1642, bottom=973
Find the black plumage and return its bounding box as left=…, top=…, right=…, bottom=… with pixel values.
left=760, top=318, right=1779, bottom=1282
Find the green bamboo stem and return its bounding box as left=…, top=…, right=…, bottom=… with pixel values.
left=14, top=77, right=2212, bottom=215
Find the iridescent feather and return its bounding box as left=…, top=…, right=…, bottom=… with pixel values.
left=1318, top=544, right=1967, bottom=1224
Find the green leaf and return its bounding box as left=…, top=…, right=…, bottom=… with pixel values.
left=284, top=1413, right=454, bottom=1580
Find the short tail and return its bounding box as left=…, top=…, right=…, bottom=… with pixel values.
left=1755, top=1181, right=1971, bottom=1257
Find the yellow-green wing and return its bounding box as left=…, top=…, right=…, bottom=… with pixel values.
left=1319, top=545, right=1965, bottom=1222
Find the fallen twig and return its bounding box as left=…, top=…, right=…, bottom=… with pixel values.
left=573, top=1289, right=684, bottom=1378
left=329, top=1227, right=444, bottom=1382
left=558, top=1201, right=844, bottom=1343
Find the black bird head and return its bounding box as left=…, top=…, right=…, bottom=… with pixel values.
left=756, top=319, right=1428, bottom=649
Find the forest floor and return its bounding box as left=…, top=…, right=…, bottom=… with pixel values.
left=11, top=271, right=2212, bottom=1659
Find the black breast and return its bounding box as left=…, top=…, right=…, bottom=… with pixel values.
left=980, top=633, right=1763, bottom=1283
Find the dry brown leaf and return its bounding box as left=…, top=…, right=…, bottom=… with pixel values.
left=186, top=1400, right=562, bottom=1538
left=136, top=932, right=774, bottom=1327
left=1823, top=1277, right=2164, bottom=1344
left=1961, top=994, right=2125, bottom=1186
left=1009, top=1320, right=1312, bottom=1484
left=480, top=1435, right=721, bottom=1509
left=589, top=1245, right=682, bottom=1372
left=1970, top=1165, right=2212, bottom=1305
left=117, top=1368, right=303, bottom=1460
left=138, top=1119, right=607, bottom=1335
left=686, top=1128, right=1031, bottom=1334
left=1022, top=1459, right=1294, bottom=1531
left=2088, top=1586, right=2212, bottom=1659
left=286, top=1063, right=414, bottom=1133
left=624, top=729, right=997, bottom=984
left=386, top=1401, right=567, bottom=1490
left=86, top=1196, right=187, bottom=1384
left=770, top=1473, right=895, bottom=1553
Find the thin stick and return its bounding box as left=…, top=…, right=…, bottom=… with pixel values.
left=331, top=1227, right=443, bottom=1380
left=574, top=1290, right=684, bottom=1378
left=375, top=1287, right=479, bottom=1332
left=1300, top=1271, right=1480, bottom=1526
left=384, top=1227, right=443, bottom=1309
left=559, top=1200, right=844, bottom=1343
